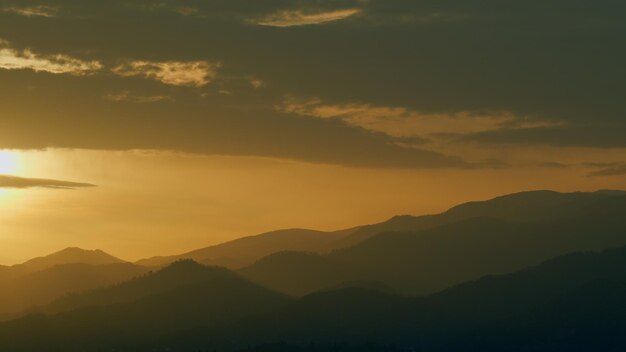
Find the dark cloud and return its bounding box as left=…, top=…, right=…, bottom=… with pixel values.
left=460, top=125, right=626, bottom=148
left=0, top=175, right=95, bottom=189
left=0, top=0, right=624, bottom=167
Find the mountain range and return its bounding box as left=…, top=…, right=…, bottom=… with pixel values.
left=2, top=189, right=626, bottom=351
left=239, top=190, right=626, bottom=295
left=3, top=245, right=626, bottom=351
left=136, top=189, right=626, bottom=270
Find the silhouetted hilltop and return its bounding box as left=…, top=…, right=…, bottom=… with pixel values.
left=241, top=192, right=626, bottom=296
left=43, top=259, right=238, bottom=314
left=331, top=190, right=626, bottom=248
left=0, top=260, right=290, bottom=351
left=19, top=247, right=125, bottom=272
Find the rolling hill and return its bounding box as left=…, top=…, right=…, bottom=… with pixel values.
left=0, top=248, right=147, bottom=316
left=5, top=245, right=626, bottom=351
left=240, top=191, right=626, bottom=296
left=0, top=260, right=290, bottom=352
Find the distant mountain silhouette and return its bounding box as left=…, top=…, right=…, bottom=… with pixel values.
left=240, top=191, right=626, bottom=296
left=18, top=247, right=125, bottom=273
left=2, top=190, right=626, bottom=351
left=136, top=190, right=626, bottom=270
left=135, top=228, right=358, bottom=268
left=5, top=246, right=626, bottom=351
left=0, top=263, right=148, bottom=317
left=331, top=189, right=626, bottom=248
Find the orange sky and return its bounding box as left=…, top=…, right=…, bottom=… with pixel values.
left=1, top=148, right=625, bottom=265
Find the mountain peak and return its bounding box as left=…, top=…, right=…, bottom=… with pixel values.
left=20, top=247, right=125, bottom=272
left=56, top=247, right=106, bottom=255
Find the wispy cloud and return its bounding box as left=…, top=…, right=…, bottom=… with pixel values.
left=2, top=5, right=59, bottom=17
left=279, top=97, right=561, bottom=139
left=254, top=8, right=361, bottom=27
left=113, top=60, right=220, bottom=87
left=587, top=163, right=626, bottom=177
left=0, top=175, right=95, bottom=189
left=0, top=40, right=102, bottom=75
left=174, top=7, right=199, bottom=16
left=103, top=91, right=174, bottom=103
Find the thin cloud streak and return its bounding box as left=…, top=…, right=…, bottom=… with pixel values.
left=0, top=175, right=96, bottom=189
left=112, top=60, right=221, bottom=87
left=1, top=5, right=59, bottom=17
left=279, top=97, right=562, bottom=139
left=588, top=164, right=626, bottom=177
left=254, top=8, right=361, bottom=27
left=0, top=40, right=101, bottom=75
left=103, top=91, right=174, bottom=103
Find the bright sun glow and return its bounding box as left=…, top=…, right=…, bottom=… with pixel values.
left=0, top=150, right=20, bottom=174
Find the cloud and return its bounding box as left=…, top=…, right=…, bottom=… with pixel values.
left=103, top=91, right=174, bottom=103
left=254, top=8, right=362, bottom=27
left=279, top=97, right=561, bottom=139
left=112, top=60, right=220, bottom=87
left=1, top=5, right=59, bottom=17
left=460, top=124, right=626, bottom=149
left=174, top=7, right=199, bottom=16
left=0, top=40, right=102, bottom=75
left=0, top=0, right=624, bottom=169
left=0, top=175, right=95, bottom=189
left=587, top=163, right=626, bottom=177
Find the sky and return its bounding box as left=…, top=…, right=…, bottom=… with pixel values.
left=0, top=0, right=625, bottom=264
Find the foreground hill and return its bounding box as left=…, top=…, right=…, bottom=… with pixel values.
left=4, top=245, right=626, bottom=351
left=240, top=192, right=626, bottom=295
left=41, top=260, right=272, bottom=314
left=0, top=260, right=290, bottom=351
left=229, top=246, right=626, bottom=351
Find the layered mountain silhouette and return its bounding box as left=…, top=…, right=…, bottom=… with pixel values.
left=137, top=190, right=626, bottom=271
left=0, top=248, right=147, bottom=317
left=0, top=260, right=290, bottom=351
left=136, top=228, right=358, bottom=269
left=227, top=246, right=626, bottom=351
left=4, top=245, right=626, bottom=351
left=2, top=190, right=626, bottom=351
left=240, top=190, right=626, bottom=296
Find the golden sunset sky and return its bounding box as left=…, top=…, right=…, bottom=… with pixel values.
left=1, top=0, right=625, bottom=264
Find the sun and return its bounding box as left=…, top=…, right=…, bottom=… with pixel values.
left=0, top=150, right=20, bottom=175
